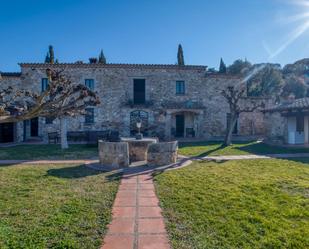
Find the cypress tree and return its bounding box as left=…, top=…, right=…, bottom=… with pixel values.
left=45, top=53, right=50, bottom=63
left=98, top=50, right=106, bottom=64
left=177, top=44, right=185, bottom=66
left=219, top=58, right=227, bottom=73
left=49, top=45, right=55, bottom=64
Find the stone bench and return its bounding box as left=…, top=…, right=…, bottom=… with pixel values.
left=98, top=141, right=129, bottom=169
left=147, top=141, right=178, bottom=166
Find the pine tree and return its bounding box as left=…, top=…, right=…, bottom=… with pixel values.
left=177, top=44, right=185, bottom=66
left=49, top=45, right=55, bottom=64
left=219, top=58, right=227, bottom=73
left=98, top=50, right=106, bottom=64
left=44, top=53, right=50, bottom=63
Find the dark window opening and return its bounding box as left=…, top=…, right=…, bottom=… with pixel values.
left=85, top=108, right=94, bottom=124
left=296, top=116, right=304, bottom=133
left=45, top=117, right=55, bottom=124
left=133, top=79, right=146, bottom=104
left=30, top=117, right=39, bottom=137
left=41, top=78, right=49, bottom=92
left=85, top=79, right=95, bottom=91
left=227, top=113, right=238, bottom=134
left=176, top=81, right=185, bottom=95
left=0, top=123, right=14, bottom=143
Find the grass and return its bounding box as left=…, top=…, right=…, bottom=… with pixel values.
left=0, top=164, right=120, bottom=249
left=0, top=144, right=98, bottom=160
left=154, top=158, right=309, bottom=249
left=179, top=141, right=309, bottom=157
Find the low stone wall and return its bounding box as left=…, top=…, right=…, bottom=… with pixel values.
left=121, top=138, right=157, bottom=162
left=98, top=141, right=129, bottom=168
left=147, top=141, right=178, bottom=166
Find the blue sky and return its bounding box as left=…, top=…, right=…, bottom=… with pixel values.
left=1, top=0, right=309, bottom=71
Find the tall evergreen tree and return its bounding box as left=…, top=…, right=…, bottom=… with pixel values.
left=98, top=50, right=107, bottom=64
left=177, top=44, right=185, bottom=66
left=44, top=53, right=50, bottom=63
left=49, top=45, right=55, bottom=64
left=219, top=58, right=227, bottom=73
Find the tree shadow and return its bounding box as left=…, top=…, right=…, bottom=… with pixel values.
left=196, top=144, right=227, bottom=157
left=47, top=164, right=107, bottom=179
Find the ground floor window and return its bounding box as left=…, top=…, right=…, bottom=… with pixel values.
left=85, top=108, right=95, bottom=124
left=296, top=116, right=304, bottom=133
left=0, top=123, right=14, bottom=143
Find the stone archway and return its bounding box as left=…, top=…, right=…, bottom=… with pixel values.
left=130, top=110, right=149, bottom=136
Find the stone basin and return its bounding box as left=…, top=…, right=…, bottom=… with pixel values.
left=121, top=137, right=158, bottom=162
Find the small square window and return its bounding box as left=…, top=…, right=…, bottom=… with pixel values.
left=85, top=79, right=95, bottom=91
left=176, top=81, right=185, bottom=95
left=85, top=108, right=94, bottom=124
left=41, top=78, right=49, bottom=92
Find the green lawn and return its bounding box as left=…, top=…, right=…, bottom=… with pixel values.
left=154, top=158, right=309, bottom=249
left=0, top=144, right=98, bottom=160
left=0, top=164, right=120, bottom=249
left=179, top=141, right=309, bottom=157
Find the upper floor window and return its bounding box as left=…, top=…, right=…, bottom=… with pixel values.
left=41, top=78, right=49, bottom=92
left=85, top=108, right=94, bottom=124
left=85, top=79, right=95, bottom=91
left=176, top=81, right=185, bottom=95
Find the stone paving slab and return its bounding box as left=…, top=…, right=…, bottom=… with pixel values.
left=101, top=171, right=170, bottom=249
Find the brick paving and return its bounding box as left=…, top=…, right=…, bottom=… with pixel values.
left=101, top=170, right=170, bottom=249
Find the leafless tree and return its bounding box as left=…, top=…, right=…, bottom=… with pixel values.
left=0, top=69, right=100, bottom=149
left=221, top=84, right=264, bottom=146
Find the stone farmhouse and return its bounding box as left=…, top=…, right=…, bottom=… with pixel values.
left=0, top=61, right=273, bottom=144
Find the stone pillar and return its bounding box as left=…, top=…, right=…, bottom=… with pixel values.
left=165, top=112, right=172, bottom=140
left=304, top=116, right=309, bottom=144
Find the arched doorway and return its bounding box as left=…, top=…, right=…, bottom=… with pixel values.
left=130, top=110, right=148, bottom=136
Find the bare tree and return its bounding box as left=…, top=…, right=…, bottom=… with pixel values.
left=0, top=69, right=100, bottom=149
left=221, top=84, right=264, bottom=146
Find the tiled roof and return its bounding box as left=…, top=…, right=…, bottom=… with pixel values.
left=19, top=63, right=207, bottom=71
left=0, top=72, right=21, bottom=77
left=266, top=98, right=309, bottom=112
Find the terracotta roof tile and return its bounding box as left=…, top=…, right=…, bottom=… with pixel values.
left=18, top=63, right=207, bottom=71
left=266, top=97, right=309, bottom=112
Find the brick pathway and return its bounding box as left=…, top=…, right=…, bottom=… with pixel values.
left=101, top=169, right=170, bottom=249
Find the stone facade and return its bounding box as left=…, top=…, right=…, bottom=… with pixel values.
left=0, top=63, right=271, bottom=143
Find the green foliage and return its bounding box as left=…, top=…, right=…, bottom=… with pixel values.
left=282, top=76, right=308, bottom=99
left=227, top=59, right=251, bottom=75
left=247, top=65, right=284, bottom=97
left=49, top=45, right=55, bottom=64
left=219, top=58, right=227, bottom=73
left=98, top=50, right=106, bottom=64
left=0, top=164, right=119, bottom=248
left=44, top=52, right=50, bottom=63
left=177, top=44, right=185, bottom=66
left=155, top=159, right=309, bottom=249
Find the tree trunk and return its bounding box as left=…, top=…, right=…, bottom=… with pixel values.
left=60, top=116, right=69, bottom=149
left=223, top=114, right=238, bottom=146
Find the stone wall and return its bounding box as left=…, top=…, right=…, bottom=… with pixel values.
left=0, top=63, right=273, bottom=142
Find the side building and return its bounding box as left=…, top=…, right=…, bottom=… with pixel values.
left=0, top=62, right=268, bottom=143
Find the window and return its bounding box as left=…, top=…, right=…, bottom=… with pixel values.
left=226, top=113, right=238, bottom=134
left=45, top=117, right=55, bottom=124
left=41, top=78, right=49, bottom=92
left=296, top=116, right=304, bottom=133
left=85, top=79, right=95, bottom=90
left=133, top=79, right=146, bottom=104
left=176, top=81, right=185, bottom=95
left=85, top=108, right=94, bottom=124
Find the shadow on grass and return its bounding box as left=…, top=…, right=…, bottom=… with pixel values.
left=47, top=164, right=105, bottom=179
left=196, top=144, right=227, bottom=157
